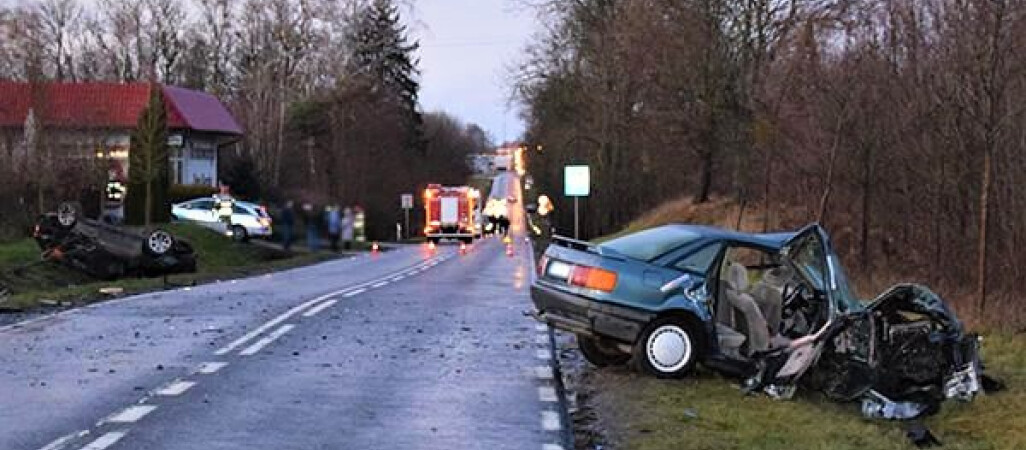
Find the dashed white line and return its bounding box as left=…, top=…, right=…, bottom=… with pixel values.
left=543, top=445, right=565, bottom=450
left=392, top=276, right=405, bottom=281
left=371, top=281, right=388, bottom=288
left=196, top=362, right=228, bottom=374
left=214, top=297, right=322, bottom=355
left=343, top=288, right=366, bottom=298
left=535, top=366, right=554, bottom=380
left=541, top=411, right=562, bottom=431
left=38, top=430, right=88, bottom=450
left=154, top=380, right=196, bottom=397
left=538, top=386, right=558, bottom=402
left=78, top=431, right=126, bottom=450
left=535, top=323, right=548, bottom=332
left=105, top=405, right=157, bottom=424
left=535, top=334, right=549, bottom=345
left=303, top=299, right=338, bottom=317
left=536, top=349, right=551, bottom=360
left=239, top=324, right=295, bottom=356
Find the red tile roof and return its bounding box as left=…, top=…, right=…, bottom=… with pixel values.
left=0, top=81, right=242, bottom=135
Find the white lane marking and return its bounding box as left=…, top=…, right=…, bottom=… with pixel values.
left=38, top=430, right=89, bottom=450
left=343, top=288, right=366, bottom=298
left=536, top=349, right=551, bottom=360
left=302, top=299, right=338, bottom=317
left=541, top=411, right=561, bottom=431
left=214, top=255, right=446, bottom=355
left=392, top=276, right=405, bottom=282
left=371, top=281, right=388, bottom=288
left=214, top=297, right=322, bottom=355
left=155, top=380, right=196, bottom=396
left=78, top=431, right=126, bottom=450
left=535, top=334, right=549, bottom=345
left=543, top=445, right=565, bottom=450
left=535, top=366, right=554, bottom=380
left=240, top=324, right=295, bottom=356
left=196, top=362, right=228, bottom=375
left=538, top=386, right=558, bottom=402
left=535, top=323, right=548, bottom=332
left=106, top=405, right=157, bottom=423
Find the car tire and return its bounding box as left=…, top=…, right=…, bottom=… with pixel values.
left=578, top=335, right=631, bottom=367
left=633, top=316, right=704, bottom=379
left=143, top=229, right=175, bottom=256
left=231, top=225, right=248, bottom=242
left=56, top=202, right=81, bottom=230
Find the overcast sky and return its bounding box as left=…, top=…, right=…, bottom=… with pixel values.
left=0, top=0, right=537, bottom=143
left=410, top=0, right=536, bottom=144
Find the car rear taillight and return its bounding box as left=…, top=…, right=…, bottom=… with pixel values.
left=545, top=259, right=617, bottom=292
left=569, top=266, right=618, bottom=292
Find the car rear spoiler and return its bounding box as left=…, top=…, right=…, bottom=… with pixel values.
left=550, top=235, right=626, bottom=261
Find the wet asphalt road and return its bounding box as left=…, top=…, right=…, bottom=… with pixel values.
left=0, top=174, right=566, bottom=450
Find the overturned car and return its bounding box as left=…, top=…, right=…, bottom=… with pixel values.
left=531, top=223, right=996, bottom=418
left=33, top=203, right=197, bottom=280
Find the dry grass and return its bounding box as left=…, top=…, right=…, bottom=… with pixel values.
left=584, top=332, right=1025, bottom=450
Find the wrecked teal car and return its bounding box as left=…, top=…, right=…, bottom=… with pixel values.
left=531, top=223, right=997, bottom=419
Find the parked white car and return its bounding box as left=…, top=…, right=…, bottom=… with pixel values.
left=171, top=197, right=272, bottom=241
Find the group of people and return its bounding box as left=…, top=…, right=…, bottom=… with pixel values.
left=279, top=201, right=356, bottom=252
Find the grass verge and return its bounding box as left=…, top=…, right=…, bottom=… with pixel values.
left=577, top=333, right=1024, bottom=450
left=0, top=223, right=343, bottom=312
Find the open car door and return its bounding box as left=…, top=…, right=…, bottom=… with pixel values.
left=751, top=224, right=843, bottom=397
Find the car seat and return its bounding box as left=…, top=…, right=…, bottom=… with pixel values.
left=722, top=262, right=770, bottom=355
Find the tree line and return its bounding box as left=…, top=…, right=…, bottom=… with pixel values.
left=515, top=0, right=1026, bottom=321
left=0, top=0, right=490, bottom=239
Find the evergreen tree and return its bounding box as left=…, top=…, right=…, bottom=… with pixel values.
left=124, top=84, right=171, bottom=226
left=347, top=0, right=423, bottom=149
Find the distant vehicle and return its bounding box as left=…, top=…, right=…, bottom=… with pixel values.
left=493, top=154, right=512, bottom=171
left=423, top=184, right=478, bottom=244
left=34, top=202, right=196, bottom=280
left=172, top=197, right=272, bottom=242
left=531, top=223, right=991, bottom=417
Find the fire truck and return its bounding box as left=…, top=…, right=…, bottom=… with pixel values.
left=423, top=184, right=480, bottom=244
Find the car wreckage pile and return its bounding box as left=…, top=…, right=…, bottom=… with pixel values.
left=32, top=202, right=196, bottom=280
left=531, top=223, right=1004, bottom=431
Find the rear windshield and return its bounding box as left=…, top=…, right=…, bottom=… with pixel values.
left=599, top=226, right=701, bottom=261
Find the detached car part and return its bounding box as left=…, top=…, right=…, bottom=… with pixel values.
left=34, top=202, right=196, bottom=280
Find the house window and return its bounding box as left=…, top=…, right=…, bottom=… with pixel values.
left=192, top=148, right=215, bottom=161
left=169, top=148, right=184, bottom=184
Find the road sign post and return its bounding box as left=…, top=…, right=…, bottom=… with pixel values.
left=400, top=193, right=414, bottom=240
left=563, top=165, right=590, bottom=239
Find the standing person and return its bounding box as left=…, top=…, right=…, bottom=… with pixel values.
left=280, top=201, right=295, bottom=251
left=341, top=207, right=355, bottom=250
left=303, top=202, right=320, bottom=252
left=326, top=205, right=341, bottom=252
left=213, top=184, right=235, bottom=235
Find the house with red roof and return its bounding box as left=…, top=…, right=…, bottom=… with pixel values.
left=0, top=81, right=242, bottom=189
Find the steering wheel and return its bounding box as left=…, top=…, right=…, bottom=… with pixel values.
left=782, top=282, right=807, bottom=310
